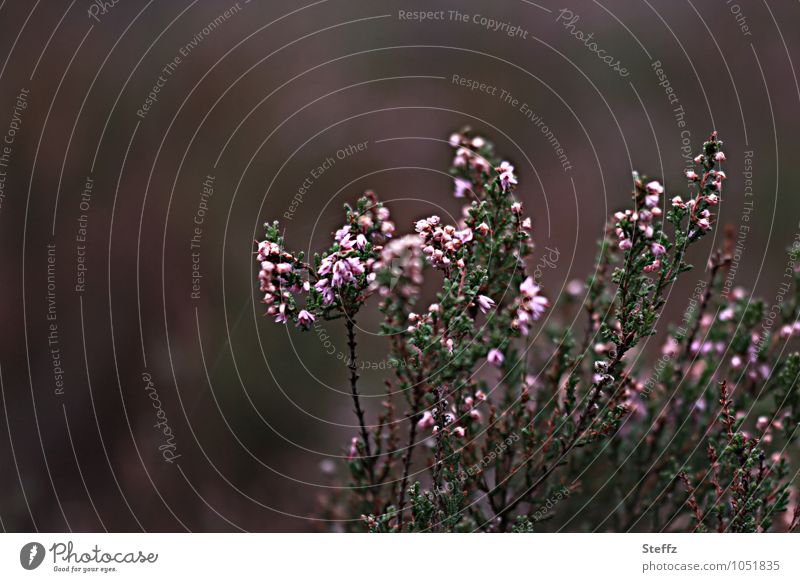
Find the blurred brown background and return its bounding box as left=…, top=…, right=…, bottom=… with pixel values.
left=0, top=0, right=798, bottom=531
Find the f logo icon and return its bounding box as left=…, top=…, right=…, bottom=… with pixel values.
left=20, top=542, right=45, bottom=570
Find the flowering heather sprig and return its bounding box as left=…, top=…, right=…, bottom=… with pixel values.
left=262, top=130, right=799, bottom=533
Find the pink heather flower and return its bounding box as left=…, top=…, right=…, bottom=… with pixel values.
left=331, top=257, right=365, bottom=287
left=685, top=170, right=699, bottom=181
left=415, top=216, right=440, bottom=234
left=497, top=161, right=517, bottom=191
left=756, top=416, right=770, bottom=431
left=471, top=136, right=485, bottom=148
left=335, top=225, right=351, bottom=242
left=454, top=177, right=471, bottom=198
left=476, top=294, right=496, bottom=313
left=521, top=217, right=532, bottom=230
left=644, top=259, right=661, bottom=273
left=417, top=410, right=435, bottom=429
left=619, top=238, right=632, bottom=251
left=356, top=233, right=367, bottom=249
left=697, top=218, right=711, bottom=231
left=275, top=263, right=293, bottom=275
left=347, top=437, right=359, bottom=460
left=296, top=309, right=315, bottom=328
left=520, top=276, right=538, bottom=296
left=694, top=154, right=704, bottom=164
left=646, top=181, right=664, bottom=195
left=567, top=279, right=584, bottom=296
left=449, top=132, right=461, bottom=147
left=487, top=348, right=504, bottom=366
left=519, top=277, right=550, bottom=322
left=651, top=242, right=666, bottom=257
left=455, top=228, right=473, bottom=244
left=476, top=222, right=490, bottom=236
left=644, top=193, right=660, bottom=208
left=662, top=336, right=679, bottom=356
left=338, top=233, right=355, bottom=250
left=314, top=278, right=335, bottom=306
left=719, top=307, right=734, bottom=321
left=453, top=426, right=466, bottom=438
left=706, top=194, right=719, bottom=205
left=714, top=151, right=726, bottom=162
left=274, top=303, right=288, bottom=324
left=511, top=202, right=522, bottom=214
left=443, top=337, right=454, bottom=354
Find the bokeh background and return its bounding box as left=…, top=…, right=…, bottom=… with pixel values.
left=0, top=0, right=798, bottom=531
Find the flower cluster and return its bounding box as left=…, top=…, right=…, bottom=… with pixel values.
left=260, top=130, right=799, bottom=534
left=256, top=229, right=313, bottom=326
left=255, top=191, right=395, bottom=326
left=512, top=276, right=549, bottom=335
left=415, top=215, right=475, bottom=270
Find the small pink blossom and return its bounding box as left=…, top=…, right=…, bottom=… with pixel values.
left=497, top=161, right=517, bottom=191
left=454, top=178, right=471, bottom=198
left=646, top=181, right=664, bottom=195
left=417, top=411, right=435, bottom=429
left=476, top=294, right=496, bottom=313
left=296, top=309, right=315, bottom=328
left=487, top=348, right=504, bottom=366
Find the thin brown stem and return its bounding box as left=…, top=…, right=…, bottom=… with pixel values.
left=345, top=316, right=374, bottom=484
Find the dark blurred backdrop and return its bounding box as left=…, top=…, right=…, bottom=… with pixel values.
left=0, top=0, right=798, bottom=531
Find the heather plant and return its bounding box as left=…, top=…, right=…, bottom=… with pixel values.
left=256, top=130, right=800, bottom=532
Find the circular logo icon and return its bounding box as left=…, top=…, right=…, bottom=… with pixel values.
left=20, top=542, right=45, bottom=570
